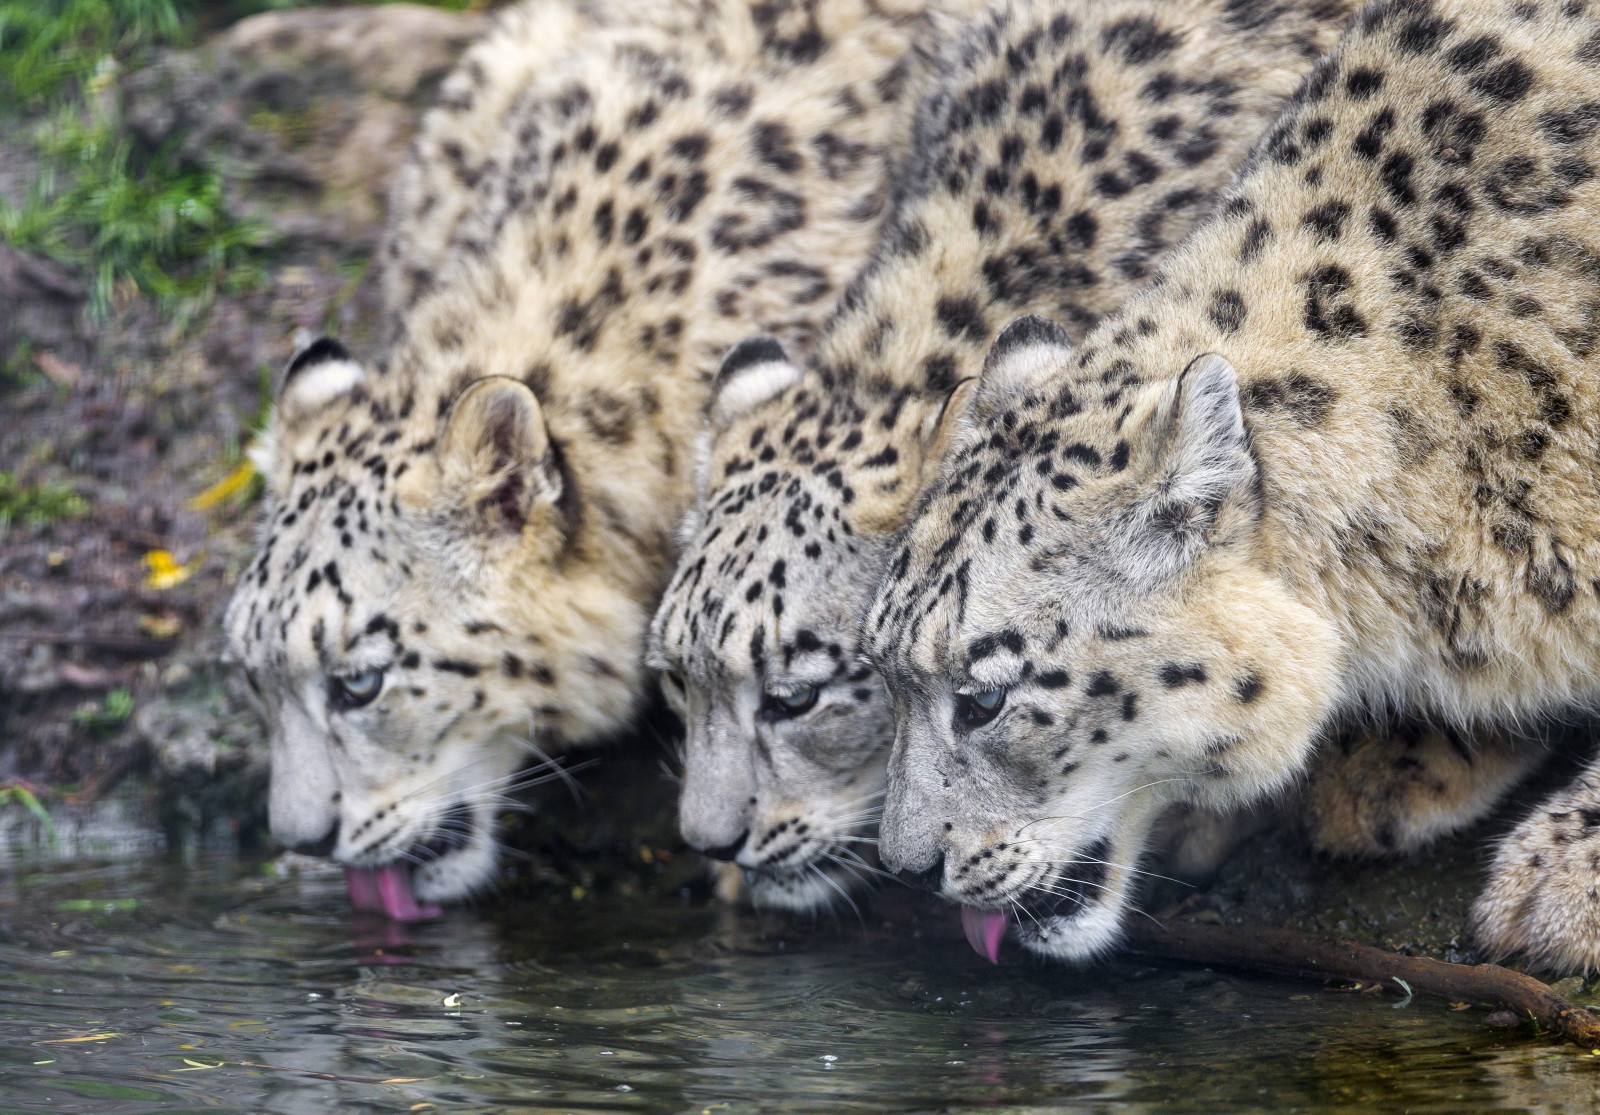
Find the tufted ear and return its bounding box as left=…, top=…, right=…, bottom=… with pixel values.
left=435, top=377, right=564, bottom=537
left=708, top=337, right=802, bottom=430
left=1133, top=353, right=1256, bottom=575
left=251, top=336, right=366, bottom=480
left=277, top=336, right=364, bottom=422
left=969, top=314, right=1073, bottom=423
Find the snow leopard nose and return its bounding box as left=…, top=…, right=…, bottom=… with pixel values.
left=698, top=830, right=749, bottom=862
left=896, top=853, right=946, bottom=892
left=285, top=817, right=339, bottom=858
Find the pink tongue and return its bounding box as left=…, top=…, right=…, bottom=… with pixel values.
left=960, top=906, right=1009, bottom=964
left=344, top=865, right=441, bottom=922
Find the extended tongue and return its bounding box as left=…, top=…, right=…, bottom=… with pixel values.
left=345, top=865, right=441, bottom=922
left=960, top=906, right=1009, bottom=964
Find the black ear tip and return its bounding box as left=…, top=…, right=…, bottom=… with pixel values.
left=981, top=315, right=1071, bottom=381
left=283, top=336, right=351, bottom=385
left=992, top=314, right=1070, bottom=355
left=716, top=336, right=789, bottom=383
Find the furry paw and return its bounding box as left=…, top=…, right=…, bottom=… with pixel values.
left=1304, top=718, right=1537, bottom=858
left=1473, top=777, right=1600, bottom=974
left=1150, top=802, right=1272, bottom=883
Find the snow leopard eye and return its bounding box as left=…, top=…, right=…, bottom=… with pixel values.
left=761, top=683, right=819, bottom=721
left=330, top=669, right=385, bottom=710
left=955, top=688, right=1005, bottom=730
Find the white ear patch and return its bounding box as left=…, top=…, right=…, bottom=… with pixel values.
left=972, top=314, right=1073, bottom=418
left=278, top=335, right=365, bottom=415
left=284, top=356, right=365, bottom=410
left=709, top=337, right=801, bottom=428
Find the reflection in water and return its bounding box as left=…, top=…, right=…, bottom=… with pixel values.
left=0, top=855, right=1591, bottom=1112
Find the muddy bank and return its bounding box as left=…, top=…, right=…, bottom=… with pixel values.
left=1, top=4, right=487, bottom=848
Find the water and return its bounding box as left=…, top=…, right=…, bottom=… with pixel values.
left=1, top=855, right=1597, bottom=1113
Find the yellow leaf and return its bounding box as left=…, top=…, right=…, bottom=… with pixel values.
left=35, top=1033, right=119, bottom=1044
left=139, top=614, right=183, bottom=639
left=442, top=993, right=461, bottom=1008
left=143, top=551, right=193, bottom=590
left=183, top=1058, right=223, bottom=1069
left=189, top=459, right=258, bottom=512
left=383, top=1077, right=430, bottom=1083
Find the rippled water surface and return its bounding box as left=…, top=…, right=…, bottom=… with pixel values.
left=2, top=855, right=1598, bottom=1113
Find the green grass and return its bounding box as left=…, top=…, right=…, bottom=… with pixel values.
left=0, top=470, right=87, bottom=530
left=0, top=0, right=488, bottom=320
left=0, top=783, right=56, bottom=844
left=0, top=0, right=183, bottom=109
left=0, top=0, right=486, bottom=109
left=3, top=117, right=266, bottom=316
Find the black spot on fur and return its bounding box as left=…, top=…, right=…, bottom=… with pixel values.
left=1208, top=290, right=1247, bottom=334
left=1234, top=672, right=1264, bottom=703
left=1159, top=662, right=1208, bottom=687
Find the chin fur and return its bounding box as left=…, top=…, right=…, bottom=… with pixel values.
left=745, top=863, right=859, bottom=913
left=1014, top=898, right=1127, bottom=963
left=411, top=802, right=500, bottom=902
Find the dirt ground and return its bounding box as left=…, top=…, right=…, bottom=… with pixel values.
left=0, top=4, right=491, bottom=842
left=3, top=3, right=1596, bottom=970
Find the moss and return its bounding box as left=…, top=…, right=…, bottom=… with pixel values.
left=0, top=470, right=88, bottom=530
left=72, top=687, right=135, bottom=731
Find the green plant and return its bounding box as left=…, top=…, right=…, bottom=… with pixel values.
left=0, top=0, right=489, bottom=317
left=3, top=118, right=266, bottom=316
left=0, top=470, right=87, bottom=530
left=72, top=687, right=134, bottom=730
left=0, top=0, right=183, bottom=108
left=1, top=336, right=38, bottom=389
left=0, top=782, right=56, bottom=844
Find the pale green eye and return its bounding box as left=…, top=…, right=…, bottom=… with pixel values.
left=331, top=669, right=384, bottom=710
left=761, top=684, right=819, bottom=720
left=956, top=688, right=1006, bottom=729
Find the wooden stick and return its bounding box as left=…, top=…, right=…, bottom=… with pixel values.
left=0, top=630, right=173, bottom=654
left=1122, top=916, right=1600, bottom=1050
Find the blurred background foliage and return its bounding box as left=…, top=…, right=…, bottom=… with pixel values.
left=0, top=0, right=486, bottom=317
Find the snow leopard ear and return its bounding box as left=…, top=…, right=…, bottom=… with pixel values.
left=276, top=336, right=364, bottom=420
left=432, top=377, right=566, bottom=539
left=708, top=337, right=801, bottom=430
left=969, top=315, right=1073, bottom=423
left=919, top=377, right=978, bottom=479
left=1132, top=353, right=1257, bottom=576
left=252, top=336, right=367, bottom=480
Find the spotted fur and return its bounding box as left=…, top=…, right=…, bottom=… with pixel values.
left=867, top=0, right=1600, bottom=971
left=222, top=0, right=965, bottom=904
left=648, top=0, right=1359, bottom=912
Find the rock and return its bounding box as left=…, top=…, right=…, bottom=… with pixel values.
left=122, top=4, right=488, bottom=251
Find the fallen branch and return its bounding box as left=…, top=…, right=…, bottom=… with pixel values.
left=0, top=630, right=174, bottom=655
left=1122, top=916, right=1600, bottom=1050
